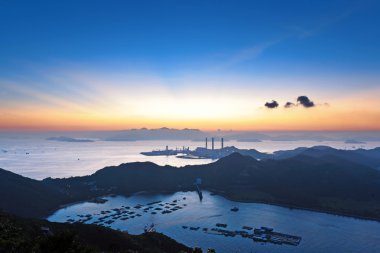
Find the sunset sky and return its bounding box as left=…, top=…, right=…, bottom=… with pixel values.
left=1, top=0, right=380, bottom=131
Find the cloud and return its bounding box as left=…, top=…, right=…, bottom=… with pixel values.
left=297, top=96, right=315, bottom=108
left=265, top=100, right=279, bottom=109
left=226, top=39, right=283, bottom=66
left=264, top=96, right=319, bottom=109
left=284, top=102, right=295, bottom=108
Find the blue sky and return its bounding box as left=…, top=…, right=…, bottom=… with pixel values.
left=1, top=0, right=379, bottom=76
left=0, top=0, right=380, bottom=131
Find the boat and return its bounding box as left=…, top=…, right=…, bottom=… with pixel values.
left=144, top=223, right=156, bottom=233
left=231, top=207, right=239, bottom=212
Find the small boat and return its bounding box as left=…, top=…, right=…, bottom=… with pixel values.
left=231, top=207, right=239, bottom=212
left=144, top=223, right=156, bottom=233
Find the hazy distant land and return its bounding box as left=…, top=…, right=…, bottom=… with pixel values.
left=2, top=128, right=379, bottom=144
left=103, top=128, right=380, bottom=142
left=47, top=136, right=95, bottom=143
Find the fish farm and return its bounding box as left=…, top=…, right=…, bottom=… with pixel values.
left=183, top=224, right=302, bottom=246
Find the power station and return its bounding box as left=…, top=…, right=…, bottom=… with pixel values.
left=205, top=137, right=224, bottom=150
left=142, top=136, right=227, bottom=159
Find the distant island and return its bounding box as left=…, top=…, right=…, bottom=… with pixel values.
left=236, top=138, right=262, bottom=142
left=41, top=128, right=380, bottom=143
left=345, top=139, right=366, bottom=144
left=47, top=136, right=95, bottom=143
left=105, top=127, right=206, bottom=141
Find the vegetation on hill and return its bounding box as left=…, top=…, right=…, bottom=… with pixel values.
left=0, top=213, right=191, bottom=253
left=1, top=151, right=380, bottom=220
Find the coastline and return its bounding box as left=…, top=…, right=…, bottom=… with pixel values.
left=206, top=188, right=380, bottom=223
left=46, top=189, right=380, bottom=223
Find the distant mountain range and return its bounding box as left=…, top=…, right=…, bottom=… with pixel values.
left=1, top=147, right=380, bottom=221
left=178, top=145, right=380, bottom=170
left=104, top=127, right=205, bottom=141
left=39, top=128, right=380, bottom=142
left=270, top=146, right=380, bottom=169
left=47, top=136, right=95, bottom=142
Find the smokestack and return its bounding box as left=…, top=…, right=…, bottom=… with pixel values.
left=221, top=138, right=224, bottom=149
left=206, top=137, right=208, bottom=149
left=212, top=137, right=214, bottom=150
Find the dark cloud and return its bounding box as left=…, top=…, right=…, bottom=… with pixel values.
left=297, top=96, right=315, bottom=108
left=264, top=100, right=279, bottom=109
left=284, top=102, right=295, bottom=108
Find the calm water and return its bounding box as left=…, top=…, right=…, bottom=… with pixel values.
left=3, top=136, right=380, bottom=251
left=48, top=191, right=380, bottom=253
left=1, top=137, right=377, bottom=179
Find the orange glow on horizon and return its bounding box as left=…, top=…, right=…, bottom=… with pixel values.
left=1, top=71, right=380, bottom=132
left=1, top=106, right=380, bottom=132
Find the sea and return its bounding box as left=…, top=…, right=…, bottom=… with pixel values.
left=48, top=191, right=380, bottom=253
left=1, top=136, right=378, bottom=179
left=2, top=136, right=380, bottom=252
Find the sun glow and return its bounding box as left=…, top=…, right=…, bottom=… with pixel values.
left=1, top=70, right=380, bottom=131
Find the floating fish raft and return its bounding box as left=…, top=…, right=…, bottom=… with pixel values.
left=64, top=197, right=188, bottom=228
left=183, top=225, right=302, bottom=246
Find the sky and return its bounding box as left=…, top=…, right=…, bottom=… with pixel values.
left=0, top=0, right=380, bottom=131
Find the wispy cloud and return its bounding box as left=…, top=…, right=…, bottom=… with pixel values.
left=219, top=4, right=360, bottom=69
left=287, top=5, right=357, bottom=39
left=222, top=38, right=285, bottom=67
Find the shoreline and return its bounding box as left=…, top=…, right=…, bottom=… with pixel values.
left=205, top=188, right=380, bottom=223
left=220, top=194, right=380, bottom=223
left=46, top=189, right=380, bottom=223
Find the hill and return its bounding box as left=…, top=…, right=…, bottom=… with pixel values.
left=271, top=146, right=380, bottom=169
left=0, top=169, right=68, bottom=218
left=0, top=212, right=190, bottom=253
left=1, top=152, right=380, bottom=220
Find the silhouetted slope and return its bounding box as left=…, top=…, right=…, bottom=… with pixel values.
left=2, top=152, right=380, bottom=220
left=250, top=155, right=380, bottom=211
left=0, top=213, right=190, bottom=253
left=0, top=169, right=67, bottom=218
left=271, top=146, right=380, bottom=169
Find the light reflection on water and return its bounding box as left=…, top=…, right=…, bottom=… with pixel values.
left=1, top=138, right=378, bottom=179
left=48, top=191, right=380, bottom=253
